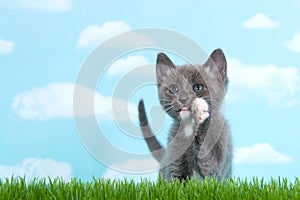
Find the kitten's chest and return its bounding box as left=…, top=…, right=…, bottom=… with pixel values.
left=169, top=120, right=195, bottom=141
left=183, top=120, right=194, bottom=137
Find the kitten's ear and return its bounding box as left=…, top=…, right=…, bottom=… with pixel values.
left=156, top=52, right=176, bottom=80
left=205, top=48, right=228, bottom=83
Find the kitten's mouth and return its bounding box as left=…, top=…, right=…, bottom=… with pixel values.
left=181, top=107, right=189, bottom=112
left=179, top=106, right=191, bottom=120
left=177, top=107, right=190, bottom=113
left=179, top=107, right=191, bottom=113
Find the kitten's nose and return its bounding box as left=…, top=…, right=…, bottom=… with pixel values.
left=180, top=98, right=188, bottom=105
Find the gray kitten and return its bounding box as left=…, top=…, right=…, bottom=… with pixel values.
left=138, top=49, right=232, bottom=182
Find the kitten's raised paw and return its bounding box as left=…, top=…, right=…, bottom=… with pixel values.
left=192, top=98, right=209, bottom=125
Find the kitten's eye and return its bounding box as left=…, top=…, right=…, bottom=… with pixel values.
left=169, top=85, right=178, bottom=94
left=193, top=84, right=204, bottom=92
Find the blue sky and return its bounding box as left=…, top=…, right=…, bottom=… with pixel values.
left=1, top=0, right=300, bottom=181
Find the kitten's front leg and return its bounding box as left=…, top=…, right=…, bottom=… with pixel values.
left=195, top=150, right=220, bottom=180
left=166, top=153, right=193, bottom=182
left=192, top=98, right=209, bottom=130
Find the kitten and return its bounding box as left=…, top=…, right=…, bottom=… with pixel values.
left=138, top=49, right=232, bottom=182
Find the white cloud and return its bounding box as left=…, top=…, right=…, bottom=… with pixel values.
left=0, top=158, right=72, bottom=181
left=102, top=158, right=159, bottom=182
left=284, top=32, right=300, bottom=53
left=20, top=0, right=72, bottom=11
left=234, top=143, right=292, bottom=164
left=77, top=21, right=154, bottom=48
left=243, top=13, right=280, bottom=29
left=227, top=58, right=299, bottom=106
left=77, top=21, right=131, bottom=47
left=108, top=56, right=150, bottom=76
left=12, top=83, right=75, bottom=120
left=0, top=38, right=14, bottom=55
left=12, top=82, right=137, bottom=120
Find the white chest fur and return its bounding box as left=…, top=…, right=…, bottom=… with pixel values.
left=183, top=120, right=194, bottom=137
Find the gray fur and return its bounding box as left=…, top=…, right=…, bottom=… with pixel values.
left=138, top=49, right=232, bottom=182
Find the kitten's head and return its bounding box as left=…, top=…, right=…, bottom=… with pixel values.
left=156, top=49, right=228, bottom=120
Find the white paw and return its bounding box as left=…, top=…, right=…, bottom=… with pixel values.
left=192, top=98, right=209, bottom=124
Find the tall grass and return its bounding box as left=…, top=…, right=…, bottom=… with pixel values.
left=0, top=176, right=299, bottom=199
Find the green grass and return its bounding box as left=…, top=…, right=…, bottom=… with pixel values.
left=0, top=176, right=299, bottom=200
